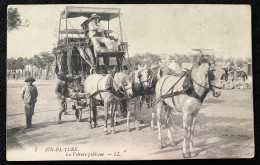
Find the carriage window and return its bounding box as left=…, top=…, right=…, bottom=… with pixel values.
left=109, top=57, right=117, bottom=65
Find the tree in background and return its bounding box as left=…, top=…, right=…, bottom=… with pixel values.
left=7, top=7, right=30, bottom=32
left=39, top=52, right=55, bottom=79
left=235, top=58, right=245, bottom=68
left=7, top=7, right=22, bottom=31
left=215, top=56, right=225, bottom=63
left=40, top=51, right=55, bottom=67
left=7, top=52, right=55, bottom=79
left=225, top=57, right=235, bottom=66
left=129, top=52, right=161, bottom=69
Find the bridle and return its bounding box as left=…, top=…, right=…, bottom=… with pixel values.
left=137, top=69, right=154, bottom=88
left=190, top=67, right=222, bottom=92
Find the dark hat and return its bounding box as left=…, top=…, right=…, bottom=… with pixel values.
left=89, top=14, right=101, bottom=22
left=25, top=77, right=36, bottom=82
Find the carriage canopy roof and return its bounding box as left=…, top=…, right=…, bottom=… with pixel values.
left=60, top=6, right=121, bottom=21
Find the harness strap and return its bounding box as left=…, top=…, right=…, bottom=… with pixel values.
left=96, top=76, right=106, bottom=100
left=89, top=89, right=108, bottom=98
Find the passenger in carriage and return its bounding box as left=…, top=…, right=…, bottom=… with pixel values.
left=88, top=14, right=114, bottom=52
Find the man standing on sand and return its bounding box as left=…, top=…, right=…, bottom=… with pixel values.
left=55, top=73, right=80, bottom=124
left=21, top=77, right=38, bottom=129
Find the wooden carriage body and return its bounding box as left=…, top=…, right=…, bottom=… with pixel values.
left=53, top=6, right=129, bottom=86
left=52, top=6, right=129, bottom=116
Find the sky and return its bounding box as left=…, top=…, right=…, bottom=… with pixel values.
left=7, top=4, right=252, bottom=59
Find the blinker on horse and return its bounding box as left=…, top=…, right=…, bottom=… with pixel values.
left=155, top=62, right=224, bottom=158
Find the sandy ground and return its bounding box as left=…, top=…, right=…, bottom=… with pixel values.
left=6, top=78, right=254, bottom=160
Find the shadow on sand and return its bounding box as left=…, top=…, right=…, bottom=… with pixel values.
left=148, top=113, right=253, bottom=158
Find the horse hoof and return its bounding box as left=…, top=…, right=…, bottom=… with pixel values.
left=182, top=152, right=190, bottom=158
left=189, top=152, right=198, bottom=157
left=112, top=130, right=116, bottom=134
left=104, top=131, right=109, bottom=135
left=89, top=125, right=93, bottom=129
left=94, top=123, right=98, bottom=128
left=158, top=142, right=163, bottom=149
left=115, top=121, right=120, bottom=126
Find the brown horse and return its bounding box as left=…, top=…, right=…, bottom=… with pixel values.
left=84, top=72, right=133, bottom=134
left=155, top=62, right=224, bottom=158
left=234, top=70, right=248, bottom=82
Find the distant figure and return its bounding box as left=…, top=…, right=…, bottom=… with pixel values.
left=12, top=72, right=15, bottom=80
left=15, top=73, right=18, bottom=82
left=21, top=77, right=38, bottom=129
left=88, top=14, right=113, bottom=52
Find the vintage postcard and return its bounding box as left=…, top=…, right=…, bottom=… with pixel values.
left=7, top=4, right=253, bottom=160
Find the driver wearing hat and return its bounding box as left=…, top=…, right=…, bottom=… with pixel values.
left=21, top=77, right=38, bottom=129
left=88, top=14, right=113, bottom=52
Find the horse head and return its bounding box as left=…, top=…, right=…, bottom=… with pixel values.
left=114, top=72, right=133, bottom=99
left=208, top=65, right=224, bottom=97
left=191, top=62, right=224, bottom=98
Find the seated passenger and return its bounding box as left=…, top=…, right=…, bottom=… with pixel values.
left=88, top=14, right=113, bottom=52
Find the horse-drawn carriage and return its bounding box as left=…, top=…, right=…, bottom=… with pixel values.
left=52, top=6, right=129, bottom=121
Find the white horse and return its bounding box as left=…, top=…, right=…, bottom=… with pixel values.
left=84, top=72, right=133, bottom=134
left=155, top=62, right=224, bottom=158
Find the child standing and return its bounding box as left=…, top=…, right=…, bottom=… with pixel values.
left=21, top=77, right=38, bottom=129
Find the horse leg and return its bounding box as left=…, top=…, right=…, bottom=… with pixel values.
left=161, top=106, right=167, bottom=129
left=78, top=109, right=82, bottom=122
left=157, top=101, right=164, bottom=149
left=89, top=98, right=93, bottom=128
left=182, top=113, right=190, bottom=158
left=111, top=103, right=117, bottom=134
left=150, top=95, right=156, bottom=130
left=134, top=101, right=140, bottom=131
left=151, top=108, right=155, bottom=130
left=138, top=96, right=145, bottom=124
left=115, top=104, right=119, bottom=126
left=166, top=108, right=176, bottom=147
left=93, top=104, right=98, bottom=127
left=189, top=115, right=198, bottom=157
left=126, top=100, right=132, bottom=132
left=103, top=101, right=109, bottom=135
